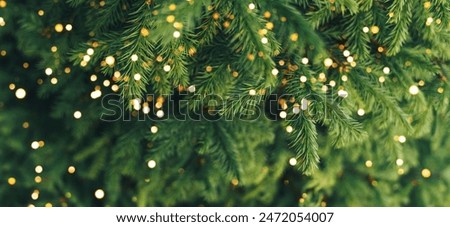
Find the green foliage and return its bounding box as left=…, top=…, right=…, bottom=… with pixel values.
left=0, top=0, right=449, bottom=207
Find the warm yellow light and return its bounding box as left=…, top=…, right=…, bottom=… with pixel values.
left=173, top=31, right=181, bottom=38
left=65, top=24, right=73, bottom=31
left=38, top=10, right=45, bottom=16
left=248, top=89, right=256, bottom=96
left=398, top=135, right=406, bottom=143
left=271, top=68, right=279, bottom=76
left=31, top=141, right=39, bottom=150
left=357, top=108, right=365, bottom=116
left=289, top=158, right=297, bottom=166
left=35, top=165, right=43, bottom=174
left=365, top=160, right=373, bottom=168
left=105, top=56, right=115, bottom=66
left=7, top=177, right=16, bottom=185
left=290, top=33, right=298, bottom=41
left=95, top=189, right=105, bottom=199
left=286, top=126, right=293, bottom=133
left=90, top=74, right=97, bottom=82
left=383, top=67, right=390, bottom=74
left=15, top=88, right=26, bottom=99
left=147, top=160, right=157, bottom=169
left=150, top=126, right=158, bottom=134
left=421, top=168, right=431, bottom=178
left=34, top=176, right=42, bottom=183
left=362, top=27, right=369, bottom=33
left=31, top=190, right=39, bottom=200
left=370, top=26, right=380, bottom=34
left=396, top=159, right=404, bottom=166
left=409, top=85, right=419, bottom=95
left=54, top=23, right=64, bottom=33
left=140, top=28, right=150, bottom=37
left=45, top=68, right=53, bottom=76
left=133, top=73, right=142, bottom=81
left=73, top=111, right=82, bottom=119
left=279, top=111, right=287, bottom=119
left=50, top=78, right=58, bottom=84
left=248, top=3, right=255, bottom=10
left=324, top=58, right=333, bottom=67
left=261, top=37, right=268, bottom=44
left=163, top=65, right=171, bottom=72
left=87, top=48, right=94, bottom=55
left=131, top=54, right=138, bottom=62
left=68, top=166, right=76, bottom=174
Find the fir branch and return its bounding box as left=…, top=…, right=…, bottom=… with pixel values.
left=289, top=114, right=320, bottom=175
left=385, top=0, right=413, bottom=56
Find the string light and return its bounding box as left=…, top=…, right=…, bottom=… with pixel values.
left=65, top=24, right=73, bottom=31
left=156, top=110, right=164, bottom=118
left=68, top=166, right=76, bottom=174
left=289, top=158, right=297, bottom=166
left=133, top=73, right=142, bottom=81
left=37, top=10, right=45, bottom=16
left=86, top=48, right=94, bottom=55
left=286, top=126, right=293, bottom=133
left=173, top=31, right=181, bottom=38
left=301, top=57, right=309, bottom=65
left=31, top=141, right=39, bottom=150
left=261, top=37, right=268, bottom=44
left=163, top=65, right=171, bottom=72
left=31, top=190, right=39, bottom=200
left=105, top=56, right=115, bottom=66
left=188, top=85, right=196, bottom=93
left=54, top=24, right=64, bottom=33
left=324, top=58, right=333, bottom=67
left=35, top=165, right=43, bottom=174
left=362, top=27, right=369, bottom=33
left=150, top=126, right=158, bottom=134
left=365, top=160, right=373, bottom=168
left=131, top=54, right=138, bottom=62
left=8, top=177, right=16, bottom=185
left=383, top=67, right=390, bottom=74
left=15, top=88, right=26, bottom=99
left=396, top=159, right=404, bottom=166
left=94, top=189, right=105, bottom=199
left=421, top=168, right=431, bottom=178
left=338, top=90, right=348, bottom=98
left=409, top=85, right=419, bottom=95
left=0, top=17, right=5, bottom=27
left=357, top=108, right=365, bottom=116
left=279, top=111, right=287, bottom=119
left=45, top=68, right=53, bottom=76
left=248, top=3, right=255, bottom=10
left=249, top=89, right=256, bottom=96
left=73, top=111, right=82, bottom=119
left=370, top=26, right=380, bottom=34
left=50, top=78, right=58, bottom=84
left=343, top=50, right=350, bottom=57
left=271, top=68, right=279, bottom=76
left=148, top=160, right=157, bottom=169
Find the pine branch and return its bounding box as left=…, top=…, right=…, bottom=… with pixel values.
left=385, top=0, right=413, bottom=56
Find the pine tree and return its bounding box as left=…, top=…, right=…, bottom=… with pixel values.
left=1, top=0, right=449, bottom=206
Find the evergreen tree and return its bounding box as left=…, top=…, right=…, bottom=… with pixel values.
left=0, top=0, right=449, bottom=206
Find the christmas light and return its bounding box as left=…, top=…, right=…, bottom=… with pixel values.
left=338, top=90, right=348, bottom=98
left=248, top=89, right=256, bottom=96
left=271, top=68, right=279, bottom=76
left=31, top=190, right=39, bottom=200
left=370, top=26, right=380, bottom=34
left=362, top=27, right=369, bottom=33
left=357, top=108, right=365, bottom=116
left=35, top=165, right=43, bottom=174
left=396, top=159, right=404, bottom=166
left=248, top=3, right=255, bottom=10
left=133, top=73, right=142, bottom=81
left=173, top=31, right=181, bottom=38
left=324, top=58, right=333, bottom=67
left=409, top=85, right=419, bottom=95
left=156, top=110, right=164, bottom=118
left=94, top=189, right=105, bottom=199
left=286, top=126, right=293, bottom=133
left=45, top=68, right=53, bottom=76
left=131, top=54, right=138, bottom=62
left=0, top=17, right=5, bottom=27
left=148, top=160, right=157, bottom=169
left=68, top=166, right=76, bottom=174
left=279, top=111, right=287, bottom=119
left=163, top=65, right=171, bottom=72
left=301, top=57, right=309, bottom=65
left=150, top=126, right=158, bottom=134
left=50, top=78, right=58, bottom=84
left=65, top=24, right=73, bottom=31
left=398, top=135, right=406, bottom=143
left=8, top=177, right=16, bottom=185
left=15, top=88, right=26, bottom=99
left=365, top=160, right=373, bottom=168
left=383, top=67, right=390, bottom=74
left=188, top=85, right=196, bottom=93
left=73, top=111, right=82, bottom=119
left=289, top=158, right=297, bottom=166
left=105, top=56, right=115, bottom=66
left=31, top=141, right=39, bottom=149
left=261, top=37, right=268, bottom=44
left=300, top=76, right=307, bottom=83
left=86, top=48, right=94, bottom=55
left=343, top=50, right=350, bottom=57
left=54, top=24, right=64, bottom=33
left=421, top=168, right=431, bottom=178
